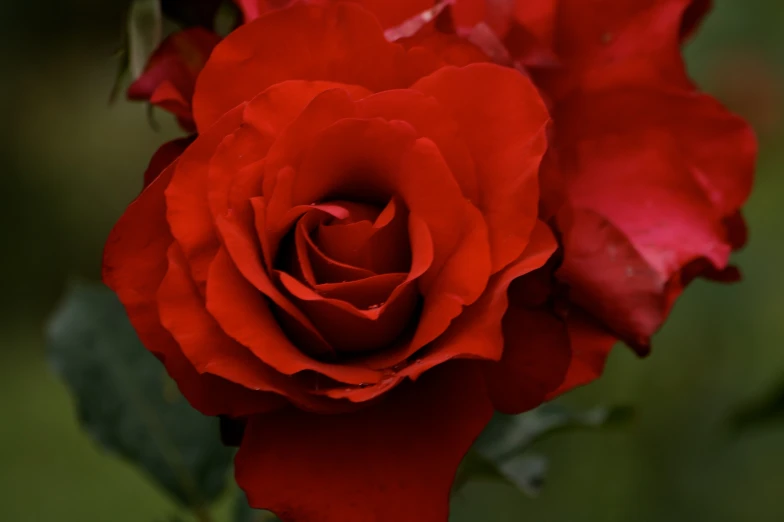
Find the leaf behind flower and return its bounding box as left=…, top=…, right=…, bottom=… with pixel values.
left=455, top=403, right=633, bottom=497
left=46, top=281, right=233, bottom=510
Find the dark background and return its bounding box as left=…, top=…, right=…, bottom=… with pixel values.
left=1, top=1, right=782, bottom=520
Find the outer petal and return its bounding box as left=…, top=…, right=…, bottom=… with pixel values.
left=546, top=311, right=618, bottom=399
left=484, top=307, right=571, bottom=414
left=413, top=63, right=550, bottom=272
left=142, top=137, right=194, bottom=188
left=159, top=244, right=361, bottom=413
left=193, top=3, right=431, bottom=130
left=103, top=163, right=275, bottom=416
left=536, top=0, right=701, bottom=98
left=557, top=208, right=668, bottom=349
left=553, top=89, right=756, bottom=346
left=235, top=362, right=494, bottom=522
left=165, top=104, right=245, bottom=287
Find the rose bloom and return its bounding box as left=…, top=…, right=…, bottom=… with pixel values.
left=109, top=1, right=756, bottom=521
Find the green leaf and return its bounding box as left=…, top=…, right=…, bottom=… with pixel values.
left=233, top=490, right=280, bottom=522
left=128, top=0, right=163, bottom=79
left=46, top=281, right=233, bottom=510
left=476, top=403, right=633, bottom=461
left=496, top=454, right=549, bottom=497
left=731, top=380, right=784, bottom=431
left=455, top=403, right=633, bottom=497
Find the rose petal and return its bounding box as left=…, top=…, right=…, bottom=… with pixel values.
left=142, top=137, right=194, bottom=189
left=205, top=245, right=384, bottom=384
left=103, top=164, right=277, bottom=416
left=298, top=214, right=380, bottom=283
left=355, top=89, right=479, bottom=204
left=552, top=87, right=756, bottom=346
left=413, top=63, right=550, bottom=272
left=535, top=0, right=701, bottom=98
left=206, top=81, right=373, bottom=232
left=235, top=362, right=494, bottom=522
left=545, top=311, right=618, bottom=399
left=165, top=104, right=245, bottom=288
left=277, top=271, right=419, bottom=353
left=193, top=3, right=428, bottom=130
left=316, top=198, right=412, bottom=275
left=156, top=244, right=297, bottom=401
left=557, top=207, right=669, bottom=350
left=216, top=213, right=336, bottom=356
left=377, top=220, right=557, bottom=377
left=289, top=118, right=492, bottom=355
left=484, top=308, right=571, bottom=414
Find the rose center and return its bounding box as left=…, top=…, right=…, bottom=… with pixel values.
left=272, top=197, right=420, bottom=359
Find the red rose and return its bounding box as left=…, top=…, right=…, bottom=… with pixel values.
left=104, top=3, right=600, bottom=520
left=387, top=0, right=757, bottom=352
left=109, top=0, right=756, bottom=519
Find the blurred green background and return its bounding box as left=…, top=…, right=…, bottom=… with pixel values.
left=0, top=1, right=782, bottom=521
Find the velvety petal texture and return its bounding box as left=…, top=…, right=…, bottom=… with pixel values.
left=400, top=0, right=755, bottom=349
left=108, top=1, right=756, bottom=520
left=106, top=3, right=572, bottom=521
left=535, top=0, right=757, bottom=349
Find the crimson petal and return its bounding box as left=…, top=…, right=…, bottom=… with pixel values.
left=235, top=362, right=493, bottom=522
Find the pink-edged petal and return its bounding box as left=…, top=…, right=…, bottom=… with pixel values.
left=552, top=87, right=756, bottom=346
left=557, top=207, right=669, bottom=350
left=233, top=0, right=295, bottom=22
